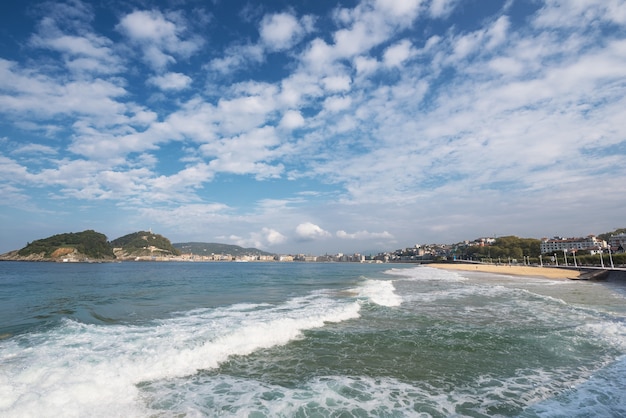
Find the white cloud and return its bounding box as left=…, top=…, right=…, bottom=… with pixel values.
left=485, top=16, right=510, bottom=49
left=117, top=10, right=177, bottom=42
left=375, top=0, right=423, bottom=21
left=150, top=163, right=214, bottom=201
left=534, top=0, right=626, bottom=27
left=295, top=222, right=331, bottom=241
left=487, top=57, right=523, bottom=76
left=354, top=55, right=379, bottom=75
left=383, top=39, right=413, bottom=67
left=2, top=0, right=626, bottom=255
left=116, top=10, right=202, bottom=71
left=30, top=31, right=120, bottom=75
left=302, top=0, right=423, bottom=74
left=336, top=230, right=394, bottom=240
left=0, top=61, right=129, bottom=127
left=322, top=75, right=352, bottom=92
left=279, top=110, right=305, bottom=130
left=0, top=155, right=32, bottom=182
left=147, top=72, right=192, bottom=90
left=137, top=203, right=232, bottom=236
left=12, top=143, right=58, bottom=155
left=429, top=0, right=459, bottom=18
left=200, top=126, right=285, bottom=179
left=259, top=12, right=304, bottom=51
left=207, top=43, right=265, bottom=75
left=225, top=227, right=287, bottom=249
left=447, top=15, right=510, bottom=65
left=323, top=95, right=352, bottom=112
left=263, top=228, right=287, bottom=245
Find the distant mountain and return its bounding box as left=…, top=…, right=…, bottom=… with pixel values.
left=111, top=231, right=180, bottom=259
left=1, top=230, right=115, bottom=261
left=174, top=242, right=274, bottom=257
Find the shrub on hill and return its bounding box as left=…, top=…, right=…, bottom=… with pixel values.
left=174, top=242, right=274, bottom=257
left=18, top=230, right=114, bottom=259
left=110, top=231, right=180, bottom=256
left=462, top=236, right=541, bottom=260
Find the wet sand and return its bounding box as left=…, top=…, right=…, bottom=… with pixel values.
left=428, top=263, right=580, bottom=279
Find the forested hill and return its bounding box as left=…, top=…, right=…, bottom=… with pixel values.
left=0, top=230, right=181, bottom=261
left=16, top=230, right=114, bottom=260
left=111, top=231, right=180, bottom=257
left=174, top=242, right=274, bottom=257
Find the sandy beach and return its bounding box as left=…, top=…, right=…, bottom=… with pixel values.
left=428, top=263, right=581, bottom=280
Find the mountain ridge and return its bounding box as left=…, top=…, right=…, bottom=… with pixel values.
left=173, top=242, right=275, bottom=257
left=0, top=230, right=270, bottom=262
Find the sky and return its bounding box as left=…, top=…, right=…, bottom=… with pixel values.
left=1, top=0, right=625, bottom=255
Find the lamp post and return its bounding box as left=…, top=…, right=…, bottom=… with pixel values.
left=563, top=249, right=568, bottom=267
left=599, top=247, right=605, bottom=269
left=572, top=250, right=577, bottom=268
left=554, top=253, right=558, bottom=266
left=539, top=254, right=543, bottom=267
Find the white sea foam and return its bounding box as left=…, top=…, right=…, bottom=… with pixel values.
left=385, top=266, right=467, bottom=282
left=582, top=320, right=626, bottom=351
left=140, top=374, right=458, bottom=416
left=352, top=279, right=402, bottom=307
left=0, top=294, right=361, bottom=417
left=139, top=363, right=626, bottom=417
left=526, top=356, right=626, bottom=417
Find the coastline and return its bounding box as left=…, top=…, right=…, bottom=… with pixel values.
left=427, top=263, right=581, bottom=280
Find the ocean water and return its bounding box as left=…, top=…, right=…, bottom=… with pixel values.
left=0, top=262, right=625, bottom=417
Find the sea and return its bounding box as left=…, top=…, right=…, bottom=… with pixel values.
left=0, top=261, right=625, bottom=417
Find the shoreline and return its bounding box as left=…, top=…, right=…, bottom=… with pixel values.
left=427, top=263, right=581, bottom=280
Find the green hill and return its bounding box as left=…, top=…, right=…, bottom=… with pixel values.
left=111, top=231, right=180, bottom=258
left=16, top=230, right=114, bottom=260
left=174, top=242, right=274, bottom=257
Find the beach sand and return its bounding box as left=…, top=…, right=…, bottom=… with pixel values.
left=428, top=263, right=581, bottom=280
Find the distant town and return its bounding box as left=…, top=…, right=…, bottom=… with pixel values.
left=172, top=231, right=626, bottom=266
left=2, top=229, right=625, bottom=267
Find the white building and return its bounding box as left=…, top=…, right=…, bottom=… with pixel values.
left=608, top=233, right=626, bottom=252
left=540, top=236, right=607, bottom=254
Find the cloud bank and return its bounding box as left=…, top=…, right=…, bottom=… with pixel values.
left=0, top=0, right=625, bottom=254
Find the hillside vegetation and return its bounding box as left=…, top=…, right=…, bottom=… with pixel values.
left=2, top=230, right=182, bottom=261
left=174, top=242, right=274, bottom=257
left=17, top=230, right=114, bottom=260
left=461, top=236, right=541, bottom=260
left=111, top=231, right=180, bottom=257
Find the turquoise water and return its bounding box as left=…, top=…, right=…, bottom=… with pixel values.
left=0, top=262, right=625, bottom=417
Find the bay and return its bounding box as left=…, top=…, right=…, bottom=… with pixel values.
left=0, top=261, right=625, bottom=417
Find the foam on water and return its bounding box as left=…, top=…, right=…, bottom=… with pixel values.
left=351, top=279, right=402, bottom=307
left=139, top=359, right=626, bottom=417
left=524, top=356, right=626, bottom=417
left=140, top=373, right=458, bottom=416
left=385, top=266, right=467, bottom=282
left=582, top=320, right=626, bottom=351
left=0, top=293, right=361, bottom=417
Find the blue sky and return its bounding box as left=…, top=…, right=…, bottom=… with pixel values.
left=1, top=0, right=625, bottom=255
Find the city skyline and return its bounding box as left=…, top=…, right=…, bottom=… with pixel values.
left=1, top=0, right=625, bottom=255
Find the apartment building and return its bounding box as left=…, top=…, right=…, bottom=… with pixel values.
left=608, top=233, right=626, bottom=252
left=540, top=236, right=607, bottom=254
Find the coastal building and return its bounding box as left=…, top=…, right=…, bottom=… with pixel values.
left=540, top=236, right=607, bottom=254
left=608, top=233, right=626, bottom=252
